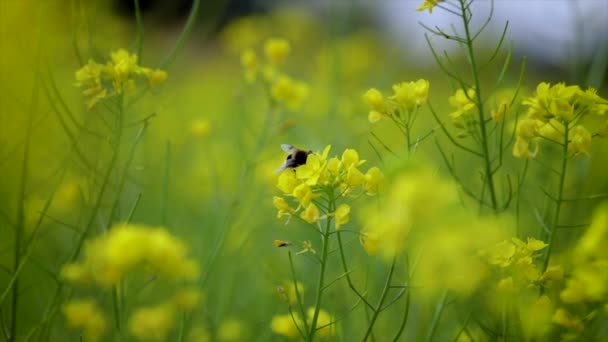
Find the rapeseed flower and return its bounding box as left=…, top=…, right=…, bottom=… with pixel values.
left=271, top=313, right=303, bottom=339
left=264, top=38, right=290, bottom=65
left=390, top=79, right=429, bottom=110
left=417, top=0, right=445, bottom=13
left=63, top=299, right=107, bottom=342
left=448, top=88, right=476, bottom=119
left=362, top=79, right=430, bottom=123
left=129, top=303, right=176, bottom=341
left=74, top=48, right=167, bottom=109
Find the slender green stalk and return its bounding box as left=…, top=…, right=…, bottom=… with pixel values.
left=362, top=257, right=397, bottom=341
left=458, top=0, right=499, bottom=212
left=541, top=123, right=570, bottom=272
left=307, top=191, right=335, bottom=342
left=335, top=231, right=373, bottom=310
left=159, top=0, right=200, bottom=69
left=425, top=289, right=449, bottom=342
left=288, top=252, right=310, bottom=335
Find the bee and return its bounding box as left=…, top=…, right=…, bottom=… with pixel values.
left=274, top=239, right=292, bottom=248
left=276, top=144, right=312, bottom=172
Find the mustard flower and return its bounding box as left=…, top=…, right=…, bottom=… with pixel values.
left=362, top=88, right=388, bottom=113
left=448, top=88, right=476, bottom=119
left=172, top=288, right=202, bottom=312
left=271, top=75, right=309, bottom=109
left=307, top=308, right=335, bottom=337
left=552, top=308, right=584, bottom=333
left=277, top=170, right=299, bottom=194
left=75, top=60, right=107, bottom=109
left=516, top=118, right=539, bottom=139
left=512, top=137, right=538, bottom=160
left=390, top=79, right=429, bottom=110
left=295, top=145, right=331, bottom=186
left=271, top=313, right=303, bottom=339
left=264, top=38, right=290, bottom=65
left=217, top=318, right=244, bottom=341
left=63, top=299, right=107, bottom=342
left=240, top=48, right=258, bottom=83
left=129, top=304, right=175, bottom=341
left=292, top=183, right=315, bottom=208
left=334, top=204, right=350, bottom=230
left=273, top=196, right=294, bottom=219
left=301, top=203, right=320, bottom=224
left=522, top=82, right=581, bottom=122
left=417, top=0, right=444, bottom=13
left=568, top=125, right=591, bottom=156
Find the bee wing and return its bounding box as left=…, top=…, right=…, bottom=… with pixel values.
left=281, top=144, right=297, bottom=153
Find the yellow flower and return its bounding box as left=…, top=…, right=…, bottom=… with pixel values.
left=390, top=79, right=429, bottom=110
left=191, top=119, right=211, bottom=139
left=63, top=299, right=107, bottom=342
left=516, top=118, right=539, bottom=139
left=496, top=276, right=516, bottom=294
left=362, top=88, right=389, bottom=113
left=240, top=48, right=258, bottom=83
left=129, top=304, right=175, bottom=341
left=271, top=313, right=302, bottom=339
left=75, top=60, right=107, bottom=109
left=264, top=38, right=290, bottom=65
left=487, top=240, right=516, bottom=267
left=449, top=88, right=476, bottom=119
left=172, top=288, right=202, bottom=312
left=61, top=263, right=92, bottom=285
left=552, top=308, right=584, bottom=332
left=217, top=318, right=244, bottom=341
left=568, top=125, right=591, bottom=156
left=307, top=308, right=335, bottom=337
left=512, top=137, right=538, bottom=159
left=363, top=167, right=383, bottom=195
left=292, top=183, right=315, bottom=208
left=277, top=170, right=300, bottom=194
left=301, top=203, right=320, bottom=224
left=368, top=110, right=384, bottom=123
left=271, top=75, right=309, bottom=110
left=340, top=148, right=364, bottom=169
left=359, top=229, right=380, bottom=255
left=416, top=0, right=444, bottom=13
left=295, top=145, right=331, bottom=186
left=334, top=204, right=350, bottom=230
left=273, top=196, right=294, bottom=219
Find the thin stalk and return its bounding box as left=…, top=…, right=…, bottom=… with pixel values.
left=425, top=289, right=449, bottom=342
left=362, top=257, right=397, bottom=341
left=459, top=0, right=499, bottom=212
left=288, top=252, right=310, bottom=335
left=335, top=231, right=373, bottom=310
left=541, top=124, right=569, bottom=272
left=307, top=193, right=334, bottom=342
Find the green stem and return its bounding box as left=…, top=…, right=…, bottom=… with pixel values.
left=459, top=0, right=499, bottom=212
left=288, top=252, right=310, bottom=336
left=362, top=256, right=397, bottom=341
left=335, top=231, right=373, bottom=310
left=541, top=124, right=569, bottom=272
left=307, top=193, right=334, bottom=342
left=425, top=289, right=448, bottom=342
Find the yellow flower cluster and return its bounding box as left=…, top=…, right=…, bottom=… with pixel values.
left=553, top=203, right=608, bottom=337
left=448, top=88, right=476, bottom=119
left=240, top=37, right=308, bottom=109
left=274, top=146, right=382, bottom=226
left=75, top=49, right=167, bottom=109
left=62, top=299, right=106, bottom=342
left=62, top=223, right=199, bottom=287
left=362, top=79, right=430, bottom=123
left=271, top=308, right=334, bottom=339
left=514, top=82, right=608, bottom=159
left=481, top=237, right=562, bottom=292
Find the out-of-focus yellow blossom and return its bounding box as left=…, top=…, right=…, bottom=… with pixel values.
left=129, top=303, right=175, bottom=341
left=297, top=240, right=316, bottom=255
left=540, top=265, right=564, bottom=282
left=368, top=110, right=384, bottom=123
left=63, top=299, right=106, bottom=342
left=512, top=137, right=538, bottom=159
left=537, top=119, right=564, bottom=141
left=575, top=203, right=608, bottom=258
left=219, top=16, right=267, bottom=54
left=363, top=167, right=383, bottom=195
left=271, top=75, right=309, bottom=109
left=516, top=118, right=539, bottom=139
left=334, top=204, right=350, bottom=230
left=307, top=308, right=335, bottom=337
left=284, top=281, right=304, bottom=304
left=277, top=170, right=299, bottom=194
left=552, top=308, right=584, bottom=333
left=61, top=263, right=92, bottom=285
left=491, top=91, right=512, bottom=121
left=62, top=223, right=199, bottom=287
left=264, top=38, right=290, bottom=65
left=568, top=125, right=591, bottom=156
left=217, top=318, right=244, bottom=342
left=519, top=295, right=554, bottom=340
left=271, top=313, right=303, bottom=339
left=189, top=326, right=211, bottom=342
left=240, top=49, right=258, bottom=83
left=359, top=229, right=380, bottom=256
left=481, top=237, right=551, bottom=290
left=449, top=88, right=476, bottom=119
left=190, top=118, right=211, bottom=139
left=74, top=48, right=167, bottom=109
left=75, top=60, right=107, bottom=109
left=301, top=203, right=320, bottom=224
left=172, top=288, right=202, bottom=312
left=293, top=183, right=315, bottom=208
left=496, top=276, right=516, bottom=294
left=417, top=0, right=445, bottom=13
left=390, top=79, right=429, bottom=110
